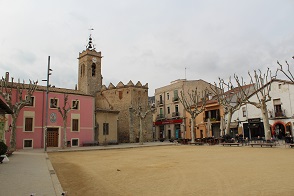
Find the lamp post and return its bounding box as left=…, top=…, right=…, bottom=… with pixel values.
left=42, top=56, right=52, bottom=152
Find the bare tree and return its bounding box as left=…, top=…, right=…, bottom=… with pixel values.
left=276, top=57, right=294, bottom=82
left=211, top=77, right=252, bottom=135
left=53, top=94, right=78, bottom=148
left=0, top=75, right=38, bottom=150
left=234, top=68, right=272, bottom=140
left=179, top=88, right=208, bottom=143
left=129, top=105, right=155, bottom=145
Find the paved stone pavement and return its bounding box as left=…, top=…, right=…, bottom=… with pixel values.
left=0, top=149, right=63, bottom=196
left=0, top=142, right=174, bottom=196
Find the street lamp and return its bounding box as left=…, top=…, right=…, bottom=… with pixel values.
left=42, top=56, right=52, bottom=152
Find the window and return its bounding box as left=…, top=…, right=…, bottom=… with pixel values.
left=92, top=63, right=96, bottom=76
left=26, top=96, right=35, bottom=107
left=72, top=100, right=79, bottom=110
left=278, top=84, right=282, bottom=89
left=167, top=93, right=170, bottom=100
left=159, top=95, right=163, bottom=104
left=174, top=90, right=178, bottom=98
left=50, top=98, right=58, bottom=108
left=103, top=123, right=109, bottom=135
left=23, top=139, right=33, bottom=148
left=25, top=117, right=33, bottom=132
left=80, top=64, right=85, bottom=77
left=273, top=99, right=283, bottom=117
left=173, top=90, right=179, bottom=101
left=175, top=105, right=179, bottom=113
left=167, top=107, right=170, bottom=114
left=72, top=119, right=79, bottom=132
left=242, top=107, right=246, bottom=117
left=71, top=139, right=79, bottom=147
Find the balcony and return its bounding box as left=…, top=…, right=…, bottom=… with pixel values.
left=156, top=114, right=165, bottom=121
left=157, top=100, right=164, bottom=106
left=269, top=109, right=286, bottom=118
left=173, top=96, right=179, bottom=103
left=172, top=112, right=180, bottom=118
left=204, top=117, right=220, bottom=122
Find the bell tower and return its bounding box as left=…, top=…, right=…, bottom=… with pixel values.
left=78, top=35, right=103, bottom=95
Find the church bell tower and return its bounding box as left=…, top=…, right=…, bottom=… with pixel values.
left=78, top=35, right=103, bottom=95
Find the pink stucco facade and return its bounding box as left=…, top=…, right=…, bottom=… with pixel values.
left=5, top=87, right=95, bottom=149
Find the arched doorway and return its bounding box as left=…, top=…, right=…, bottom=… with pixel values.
left=272, top=122, right=285, bottom=139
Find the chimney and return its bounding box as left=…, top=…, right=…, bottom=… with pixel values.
left=5, top=72, right=9, bottom=82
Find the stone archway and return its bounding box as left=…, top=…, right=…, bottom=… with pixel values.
left=272, top=121, right=286, bottom=139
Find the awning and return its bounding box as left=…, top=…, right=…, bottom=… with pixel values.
left=154, top=118, right=183, bottom=126
left=0, top=99, right=13, bottom=114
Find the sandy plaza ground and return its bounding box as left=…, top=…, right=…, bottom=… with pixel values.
left=48, top=145, right=294, bottom=196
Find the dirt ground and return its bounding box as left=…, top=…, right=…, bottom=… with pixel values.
left=48, top=145, right=294, bottom=196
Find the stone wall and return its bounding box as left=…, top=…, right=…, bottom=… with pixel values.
left=96, top=81, right=153, bottom=143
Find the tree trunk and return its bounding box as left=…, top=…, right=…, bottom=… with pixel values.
left=260, top=101, right=271, bottom=140
left=129, top=110, right=135, bottom=143
left=139, top=117, right=143, bottom=145
left=225, top=110, right=233, bottom=135
left=9, top=114, right=18, bottom=151
left=63, top=118, right=67, bottom=148
left=191, top=118, right=195, bottom=143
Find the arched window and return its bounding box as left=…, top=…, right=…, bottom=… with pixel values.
left=80, top=64, right=85, bottom=77
left=92, top=63, right=96, bottom=76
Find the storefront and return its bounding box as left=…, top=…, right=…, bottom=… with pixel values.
left=243, top=118, right=264, bottom=139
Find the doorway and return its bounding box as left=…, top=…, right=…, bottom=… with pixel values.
left=47, top=128, right=59, bottom=147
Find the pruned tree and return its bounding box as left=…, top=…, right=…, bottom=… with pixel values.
left=53, top=94, right=78, bottom=148
left=234, top=68, right=272, bottom=140
left=179, top=88, right=208, bottom=143
left=276, top=57, right=294, bottom=83
left=0, top=75, right=38, bottom=150
left=211, top=77, right=253, bottom=135
left=129, top=104, right=155, bottom=145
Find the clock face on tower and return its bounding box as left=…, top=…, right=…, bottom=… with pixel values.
left=92, top=57, right=97, bottom=63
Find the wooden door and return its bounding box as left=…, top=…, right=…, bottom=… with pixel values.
left=47, top=128, right=59, bottom=147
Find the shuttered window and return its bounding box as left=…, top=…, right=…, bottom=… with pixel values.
left=25, top=117, right=33, bottom=132
left=72, top=119, right=79, bottom=132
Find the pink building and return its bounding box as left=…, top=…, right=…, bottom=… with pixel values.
left=4, top=86, right=95, bottom=149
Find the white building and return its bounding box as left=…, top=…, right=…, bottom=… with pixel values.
left=231, top=79, right=294, bottom=139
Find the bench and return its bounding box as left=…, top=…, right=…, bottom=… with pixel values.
left=221, top=143, right=241, bottom=146
left=289, top=144, right=294, bottom=148
left=83, top=141, right=99, bottom=146
left=250, top=143, right=276, bottom=147
left=190, top=142, right=204, bottom=145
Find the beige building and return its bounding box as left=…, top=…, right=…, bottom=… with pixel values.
left=77, top=36, right=152, bottom=143
left=154, top=79, right=213, bottom=140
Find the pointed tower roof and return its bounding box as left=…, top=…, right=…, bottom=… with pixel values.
left=86, top=34, right=95, bottom=50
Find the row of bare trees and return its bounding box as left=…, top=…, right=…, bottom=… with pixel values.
left=179, top=58, right=293, bottom=141
left=0, top=57, right=292, bottom=149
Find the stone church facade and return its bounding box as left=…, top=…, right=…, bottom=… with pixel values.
left=77, top=36, right=153, bottom=143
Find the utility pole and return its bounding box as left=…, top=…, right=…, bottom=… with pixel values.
left=43, top=56, right=52, bottom=152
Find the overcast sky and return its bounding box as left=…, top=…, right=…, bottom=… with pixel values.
left=0, top=0, right=293, bottom=95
